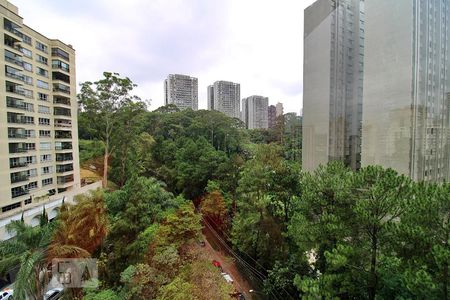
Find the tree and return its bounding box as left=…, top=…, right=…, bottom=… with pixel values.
left=48, top=189, right=108, bottom=260
left=200, top=190, right=228, bottom=233
left=78, top=72, right=146, bottom=188
left=104, top=176, right=182, bottom=284
left=0, top=221, right=55, bottom=299
left=352, top=166, right=413, bottom=300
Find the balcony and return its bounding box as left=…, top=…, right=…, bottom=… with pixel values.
left=51, top=48, right=70, bottom=62
left=5, top=71, right=24, bottom=82
left=57, top=175, right=74, bottom=185
left=56, top=164, right=74, bottom=173
left=54, top=119, right=72, bottom=128
left=10, top=158, right=28, bottom=168
left=5, top=50, right=23, bottom=67
left=7, top=112, right=33, bottom=125
left=11, top=171, right=29, bottom=184
left=8, top=128, right=26, bottom=139
left=11, top=186, right=29, bottom=199
left=56, top=153, right=73, bottom=162
left=6, top=97, right=33, bottom=112
left=55, top=131, right=72, bottom=139
left=52, top=71, right=70, bottom=84
left=54, top=107, right=71, bottom=117
left=4, top=34, right=22, bottom=53
left=6, top=81, right=33, bottom=99
left=53, top=83, right=70, bottom=95
left=9, top=143, right=27, bottom=154
left=55, top=142, right=72, bottom=151
left=4, top=19, right=23, bottom=39
left=53, top=96, right=71, bottom=106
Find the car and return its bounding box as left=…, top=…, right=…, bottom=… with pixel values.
left=44, top=287, right=63, bottom=300
left=0, top=289, right=13, bottom=300
left=221, top=272, right=234, bottom=284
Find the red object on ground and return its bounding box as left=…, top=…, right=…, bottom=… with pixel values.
left=212, top=260, right=221, bottom=268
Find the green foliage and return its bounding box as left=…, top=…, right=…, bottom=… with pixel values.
left=104, top=176, right=183, bottom=284
left=84, top=288, right=122, bottom=300
left=79, top=139, right=105, bottom=163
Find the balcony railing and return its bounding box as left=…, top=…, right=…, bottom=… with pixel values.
left=4, top=21, right=23, bottom=39
left=6, top=71, right=24, bottom=81
left=11, top=174, right=29, bottom=184
left=5, top=55, right=23, bottom=67
left=55, top=133, right=72, bottom=139
left=55, top=144, right=72, bottom=150
left=10, top=162, right=28, bottom=168
left=57, top=175, right=74, bottom=185
left=54, top=97, right=71, bottom=106
left=12, top=188, right=29, bottom=198
left=51, top=48, right=70, bottom=62
left=56, top=154, right=73, bottom=162
left=56, top=164, right=74, bottom=173
left=53, top=85, right=70, bottom=95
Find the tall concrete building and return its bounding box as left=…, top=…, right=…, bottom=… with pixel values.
left=0, top=0, right=80, bottom=217
left=207, top=81, right=240, bottom=118
left=302, top=0, right=365, bottom=172
left=241, top=96, right=269, bottom=129
left=362, top=0, right=450, bottom=182
left=207, top=84, right=214, bottom=110
left=164, top=74, right=198, bottom=110
left=268, top=105, right=277, bottom=128
left=276, top=102, right=284, bottom=117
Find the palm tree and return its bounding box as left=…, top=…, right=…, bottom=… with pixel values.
left=0, top=220, right=55, bottom=300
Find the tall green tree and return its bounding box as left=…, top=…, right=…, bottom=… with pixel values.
left=78, top=72, right=146, bottom=188
left=0, top=221, right=55, bottom=299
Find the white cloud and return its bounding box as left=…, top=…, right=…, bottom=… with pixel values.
left=10, top=0, right=316, bottom=113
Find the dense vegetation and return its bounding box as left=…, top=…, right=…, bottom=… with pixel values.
left=1, top=73, right=448, bottom=299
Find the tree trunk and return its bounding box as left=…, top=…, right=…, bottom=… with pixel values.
left=368, top=227, right=378, bottom=300
left=103, top=144, right=109, bottom=189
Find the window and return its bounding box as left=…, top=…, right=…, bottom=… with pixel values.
left=51, top=48, right=69, bottom=61
left=42, top=178, right=53, bottom=186
left=21, top=48, right=32, bottom=58
left=5, top=65, right=22, bottom=80
left=23, top=62, right=32, bottom=72
left=36, top=54, right=48, bottom=65
left=40, top=142, right=51, bottom=150
left=27, top=168, right=37, bottom=177
left=24, top=129, right=35, bottom=138
left=36, top=67, right=48, bottom=77
left=24, top=143, right=35, bottom=151
left=22, top=88, right=33, bottom=99
left=36, top=41, right=48, bottom=53
left=23, top=116, right=34, bottom=124
left=38, top=93, right=48, bottom=101
left=37, top=80, right=49, bottom=90
left=39, top=130, right=51, bottom=137
left=3, top=201, right=22, bottom=211
left=41, top=166, right=53, bottom=175
left=53, top=83, right=70, bottom=94
left=39, top=118, right=50, bottom=126
left=28, top=181, right=38, bottom=190
left=22, top=34, right=32, bottom=45
left=38, top=105, right=50, bottom=114
left=23, top=75, right=33, bottom=85
left=40, top=154, right=52, bottom=163
left=52, top=60, right=70, bottom=72
left=26, top=156, right=36, bottom=164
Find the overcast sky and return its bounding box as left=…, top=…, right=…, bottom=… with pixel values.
left=11, top=0, right=316, bottom=113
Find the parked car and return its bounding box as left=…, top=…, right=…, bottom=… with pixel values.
left=221, top=272, right=234, bottom=284
left=44, top=287, right=63, bottom=300
left=0, top=289, right=13, bottom=300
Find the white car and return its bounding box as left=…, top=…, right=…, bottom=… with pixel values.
left=44, top=288, right=63, bottom=300
left=0, top=289, right=13, bottom=300
left=221, top=272, right=234, bottom=284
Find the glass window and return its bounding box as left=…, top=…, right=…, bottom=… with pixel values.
left=36, top=67, right=48, bottom=77
left=23, top=62, right=32, bottom=72
left=40, top=154, right=52, bottom=162
left=38, top=93, right=49, bottom=101
left=40, top=142, right=51, bottom=150
left=42, top=178, right=53, bottom=186
left=38, top=105, right=50, bottom=114
left=37, top=80, right=49, bottom=90
left=21, top=48, right=32, bottom=58
left=38, top=118, right=50, bottom=125
left=36, top=54, right=48, bottom=65
left=22, top=34, right=32, bottom=45
left=35, top=41, right=48, bottom=53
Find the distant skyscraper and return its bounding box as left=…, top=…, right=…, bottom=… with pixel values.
left=241, top=96, right=269, bottom=129
left=207, top=85, right=214, bottom=110
left=276, top=102, right=284, bottom=117
left=302, top=0, right=364, bottom=172
left=207, top=81, right=240, bottom=118
left=268, top=105, right=277, bottom=128
left=164, top=74, right=198, bottom=110
left=362, top=0, right=449, bottom=182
